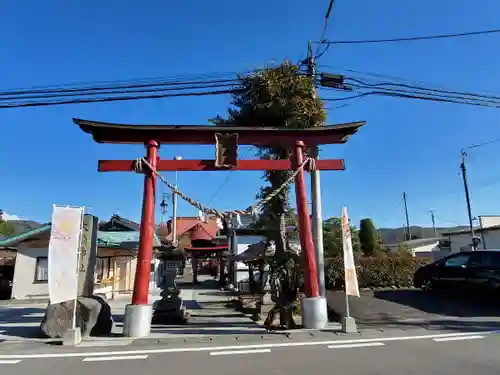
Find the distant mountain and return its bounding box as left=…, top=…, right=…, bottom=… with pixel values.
left=378, top=225, right=469, bottom=244
left=8, top=220, right=44, bottom=235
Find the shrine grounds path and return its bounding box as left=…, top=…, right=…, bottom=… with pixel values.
left=3, top=272, right=500, bottom=365
left=1, top=330, right=500, bottom=375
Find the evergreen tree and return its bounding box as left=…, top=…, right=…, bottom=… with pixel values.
left=323, top=217, right=360, bottom=257
left=359, top=218, right=382, bottom=257
left=212, top=61, right=325, bottom=328
left=0, top=219, right=15, bottom=237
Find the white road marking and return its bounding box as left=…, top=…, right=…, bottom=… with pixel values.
left=210, top=349, right=271, bottom=356
left=0, top=360, right=22, bottom=364
left=0, top=330, right=497, bottom=360
left=83, top=355, right=148, bottom=362
left=433, top=335, right=485, bottom=342
left=328, top=342, right=385, bottom=349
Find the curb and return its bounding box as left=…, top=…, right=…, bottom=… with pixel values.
left=0, top=300, right=48, bottom=307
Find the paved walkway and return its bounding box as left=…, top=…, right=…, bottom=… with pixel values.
left=0, top=274, right=269, bottom=346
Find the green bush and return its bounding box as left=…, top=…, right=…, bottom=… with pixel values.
left=325, top=255, right=431, bottom=290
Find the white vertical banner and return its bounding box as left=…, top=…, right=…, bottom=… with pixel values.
left=341, top=207, right=360, bottom=298
left=48, top=205, right=84, bottom=304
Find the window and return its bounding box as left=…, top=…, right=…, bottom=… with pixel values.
left=489, top=252, right=500, bottom=266
left=444, top=254, right=470, bottom=268
left=467, top=253, right=486, bottom=267
left=35, top=257, right=48, bottom=282
left=473, top=252, right=500, bottom=267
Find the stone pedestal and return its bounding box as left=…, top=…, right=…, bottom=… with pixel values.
left=152, top=290, right=190, bottom=325
left=152, top=260, right=190, bottom=325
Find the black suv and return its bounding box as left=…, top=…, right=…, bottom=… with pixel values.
left=414, top=250, right=500, bottom=298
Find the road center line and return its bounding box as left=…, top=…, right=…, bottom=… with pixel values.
left=210, top=349, right=271, bottom=356
left=327, top=342, right=385, bottom=349
left=82, top=355, right=149, bottom=362
left=433, top=335, right=485, bottom=342
left=0, top=330, right=497, bottom=360
left=0, top=360, right=22, bottom=364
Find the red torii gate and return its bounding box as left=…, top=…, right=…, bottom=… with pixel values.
left=75, top=118, right=365, bottom=336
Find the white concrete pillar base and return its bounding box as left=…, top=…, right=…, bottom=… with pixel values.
left=341, top=316, right=357, bottom=333
left=63, top=327, right=82, bottom=346
left=301, top=296, right=328, bottom=329
left=123, top=304, right=153, bottom=338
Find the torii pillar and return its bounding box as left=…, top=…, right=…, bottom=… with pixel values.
left=74, top=118, right=365, bottom=336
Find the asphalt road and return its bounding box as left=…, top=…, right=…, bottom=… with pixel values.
left=2, top=331, right=500, bottom=375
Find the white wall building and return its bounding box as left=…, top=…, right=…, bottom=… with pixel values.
left=386, top=237, right=450, bottom=261
left=229, top=228, right=266, bottom=286
left=444, top=224, right=500, bottom=253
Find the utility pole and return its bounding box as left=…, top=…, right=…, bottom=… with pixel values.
left=171, top=155, right=182, bottom=246
left=460, top=150, right=477, bottom=250
left=429, top=210, right=437, bottom=237
left=403, top=192, right=411, bottom=240
left=306, top=41, right=326, bottom=299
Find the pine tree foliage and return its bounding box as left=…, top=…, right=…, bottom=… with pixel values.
left=212, top=61, right=326, bottom=328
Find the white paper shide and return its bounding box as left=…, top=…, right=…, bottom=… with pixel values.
left=48, top=205, right=84, bottom=304
left=341, top=207, right=360, bottom=297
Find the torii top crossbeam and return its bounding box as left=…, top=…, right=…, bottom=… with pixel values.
left=74, top=118, right=365, bottom=146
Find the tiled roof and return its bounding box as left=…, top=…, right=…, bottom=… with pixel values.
left=99, top=214, right=140, bottom=231
left=444, top=225, right=500, bottom=235
left=164, top=217, right=219, bottom=241
left=0, top=223, right=161, bottom=249
left=97, top=231, right=161, bottom=249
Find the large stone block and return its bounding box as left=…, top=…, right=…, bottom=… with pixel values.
left=40, top=295, right=114, bottom=339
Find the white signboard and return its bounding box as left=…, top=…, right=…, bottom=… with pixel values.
left=48, top=205, right=84, bottom=304
left=341, top=207, right=360, bottom=298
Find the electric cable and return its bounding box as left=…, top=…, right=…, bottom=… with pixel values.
left=317, top=27, right=500, bottom=45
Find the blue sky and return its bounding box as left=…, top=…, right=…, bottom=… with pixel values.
left=2, top=0, right=500, bottom=230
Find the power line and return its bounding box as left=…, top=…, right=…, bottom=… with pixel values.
left=320, top=65, right=500, bottom=102
left=319, top=69, right=500, bottom=107
left=322, top=89, right=500, bottom=108
left=344, top=77, right=500, bottom=101
left=313, top=0, right=337, bottom=60
left=205, top=147, right=255, bottom=206
left=0, top=78, right=239, bottom=98
left=318, top=65, right=442, bottom=87
left=0, top=82, right=239, bottom=102
left=319, top=0, right=336, bottom=42
left=0, top=88, right=239, bottom=109
left=0, top=70, right=249, bottom=94
left=206, top=174, right=232, bottom=206
left=317, top=27, right=500, bottom=45
left=466, top=137, right=500, bottom=150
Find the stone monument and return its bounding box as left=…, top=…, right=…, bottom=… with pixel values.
left=152, top=255, right=190, bottom=325
left=40, top=214, right=114, bottom=341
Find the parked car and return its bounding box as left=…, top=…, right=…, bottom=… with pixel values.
left=414, top=250, right=500, bottom=298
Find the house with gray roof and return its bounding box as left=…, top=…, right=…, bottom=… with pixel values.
left=385, top=236, right=450, bottom=260
left=0, top=215, right=162, bottom=300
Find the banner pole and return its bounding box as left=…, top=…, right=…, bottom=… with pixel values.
left=72, top=207, right=85, bottom=331
left=345, top=288, right=350, bottom=318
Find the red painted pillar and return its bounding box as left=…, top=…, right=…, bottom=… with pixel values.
left=132, top=140, right=159, bottom=305
left=292, top=141, right=320, bottom=298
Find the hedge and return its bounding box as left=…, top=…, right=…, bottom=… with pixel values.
left=325, top=255, right=431, bottom=290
